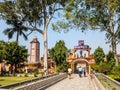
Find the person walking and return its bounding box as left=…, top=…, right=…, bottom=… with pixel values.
left=83, top=68, right=86, bottom=77
left=68, top=67, right=72, bottom=79
left=78, top=66, right=83, bottom=77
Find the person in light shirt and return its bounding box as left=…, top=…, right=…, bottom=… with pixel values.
left=68, top=67, right=72, bottom=79
left=78, top=66, right=83, bottom=77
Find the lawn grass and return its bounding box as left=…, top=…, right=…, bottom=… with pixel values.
left=0, top=76, right=34, bottom=86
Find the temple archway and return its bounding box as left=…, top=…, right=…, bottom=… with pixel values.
left=71, top=59, right=91, bottom=74
left=67, top=40, right=95, bottom=74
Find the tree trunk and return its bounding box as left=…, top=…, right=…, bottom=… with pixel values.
left=111, top=37, right=118, bottom=66
left=109, top=14, right=118, bottom=66
left=16, top=32, right=19, bottom=43
left=111, top=36, right=116, bottom=54
left=43, top=28, right=48, bottom=75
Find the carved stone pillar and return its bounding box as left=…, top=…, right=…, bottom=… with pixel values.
left=88, top=64, right=91, bottom=74
left=88, top=49, right=90, bottom=57
left=71, top=63, right=74, bottom=72
left=72, top=49, right=75, bottom=58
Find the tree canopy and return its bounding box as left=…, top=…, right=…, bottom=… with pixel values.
left=48, top=40, right=68, bottom=66
left=4, top=41, right=28, bottom=69
left=0, top=41, right=28, bottom=71
left=54, top=0, right=120, bottom=66
left=0, top=0, right=68, bottom=33
left=48, top=40, right=69, bottom=72
left=106, top=51, right=115, bottom=69
left=0, top=0, right=69, bottom=70
left=84, top=0, right=120, bottom=55
left=94, top=46, right=105, bottom=64
left=1, top=0, right=120, bottom=68
left=0, top=40, right=6, bottom=62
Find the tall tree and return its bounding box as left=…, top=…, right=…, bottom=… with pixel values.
left=49, top=40, right=68, bottom=66
left=106, top=51, right=115, bottom=71
left=55, top=0, right=120, bottom=66
left=85, top=0, right=120, bottom=53
left=0, top=40, right=6, bottom=62
left=48, top=40, right=69, bottom=72
left=85, top=0, right=120, bottom=66
left=0, top=0, right=69, bottom=72
left=4, top=41, right=28, bottom=71
left=94, top=46, right=105, bottom=64
left=3, top=19, right=28, bottom=42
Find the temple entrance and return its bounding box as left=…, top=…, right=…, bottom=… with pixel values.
left=67, top=40, right=95, bottom=74
left=71, top=59, right=89, bottom=74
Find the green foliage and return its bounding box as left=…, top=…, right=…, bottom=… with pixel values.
left=107, top=51, right=115, bottom=61
left=49, top=40, right=70, bottom=72
left=57, top=61, right=70, bottom=73
left=93, top=50, right=118, bottom=75
left=53, top=0, right=90, bottom=32
left=88, top=0, right=120, bottom=55
left=106, top=51, right=115, bottom=69
left=94, top=46, right=105, bottom=64
left=97, top=51, right=115, bottom=74
left=0, top=0, right=69, bottom=30
left=111, top=63, right=120, bottom=77
left=0, top=41, right=28, bottom=73
left=108, top=74, right=120, bottom=82
left=107, top=63, right=120, bottom=82
left=0, top=0, right=28, bottom=42
left=92, top=64, right=99, bottom=72
left=4, top=41, right=28, bottom=67
left=0, top=40, right=6, bottom=62
left=92, top=62, right=112, bottom=74
left=99, top=62, right=110, bottom=74
left=0, top=76, right=34, bottom=86
left=3, top=20, right=28, bottom=42
left=49, top=40, right=68, bottom=66
left=53, top=0, right=120, bottom=57
left=0, top=0, right=69, bottom=68
left=52, top=22, right=70, bottom=33
left=93, top=48, right=116, bottom=74
left=39, top=71, right=44, bottom=76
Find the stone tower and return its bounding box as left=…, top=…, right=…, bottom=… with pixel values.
left=30, top=37, right=40, bottom=63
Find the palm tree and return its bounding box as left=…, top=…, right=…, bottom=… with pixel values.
left=3, top=19, right=29, bottom=74
left=3, top=19, right=28, bottom=42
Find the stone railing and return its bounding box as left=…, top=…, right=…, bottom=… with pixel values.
left=95, top=73, right=120, bottom=90
left=92, top=74, right=105, bottom=90
left=0, top=73, right=67, bottom=90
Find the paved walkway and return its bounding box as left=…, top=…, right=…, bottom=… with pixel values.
left=45, top=74, right=99, bottom=90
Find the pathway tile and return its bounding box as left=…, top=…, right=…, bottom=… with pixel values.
left=46, top=74, right=99, bottom=90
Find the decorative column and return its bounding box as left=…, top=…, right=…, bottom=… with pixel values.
left=88, top=64, right=91, bottom=74
left=72, top=49, right=75, bottom=58
left=88, top=48, right=90, bottom=57
left=71, top=63, right=74, bottom=72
